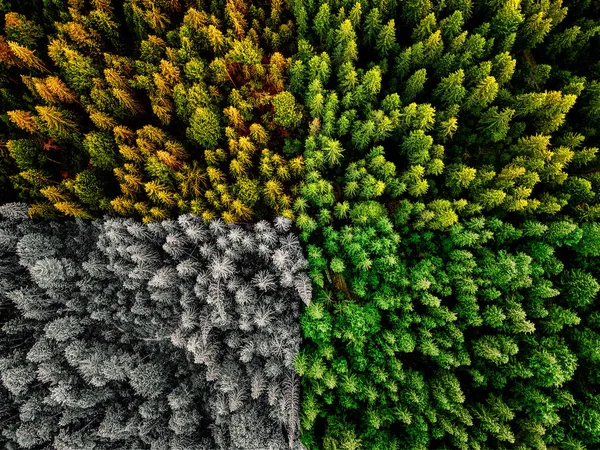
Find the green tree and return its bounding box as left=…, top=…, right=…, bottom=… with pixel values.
left=273, top=91, right=303, bottom=129
left=7, top=139, right=46, bottom=170
left=187, top=106, right=222, bottom=149
left=83, top=132, right=119, bottom=171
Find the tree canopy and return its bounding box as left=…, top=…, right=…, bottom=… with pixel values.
left=1, top=0, right=600, bottom=449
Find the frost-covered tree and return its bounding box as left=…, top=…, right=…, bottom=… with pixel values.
left=0, top=205, right=309, bottom=450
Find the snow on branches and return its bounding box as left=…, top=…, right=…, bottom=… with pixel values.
left=0, top=206, right=309, bottom=450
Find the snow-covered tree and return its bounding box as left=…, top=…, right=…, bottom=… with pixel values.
left=0, top=206, right=308, bottom=449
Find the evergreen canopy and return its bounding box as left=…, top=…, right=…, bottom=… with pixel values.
left=0, top=204, right=308, bottom=449
left=1, top=0, right=600, bottom=449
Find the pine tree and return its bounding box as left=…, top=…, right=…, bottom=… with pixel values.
left=376, top=20, right=396, bottom=57
left=84, top=132, right=119, bottom=170
left=273, top=91, right=303, bottom=130
left=6, top=40, right=48, bottom=72
left=0, top=210, right=309, bottom=449
left=34, top=106, right=78, bottom=137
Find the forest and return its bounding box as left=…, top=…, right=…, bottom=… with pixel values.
left=0, top=0, right=599, bottom=449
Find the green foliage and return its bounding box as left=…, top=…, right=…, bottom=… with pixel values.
left=273, top=91, right=303, bottom=129
left=7, top=139, right=46, bottom=170
left=187, top=106, right=221, bottom=149
left=290, top=0, right=600, bottom=448
left=83, top=131, right=119, bottom=170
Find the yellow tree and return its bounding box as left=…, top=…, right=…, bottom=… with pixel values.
left=35, top=106, right=78, bottom=137
left=7, top=110, right=38, bottom=133
left=7, top=41, right=48, bottom=72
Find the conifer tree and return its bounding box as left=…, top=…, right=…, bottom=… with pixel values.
left=288, top=0, right=600, bottom=448
left=0, top=207, right=309, bottom=449
left=1, top=0, right=304, bottom=222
